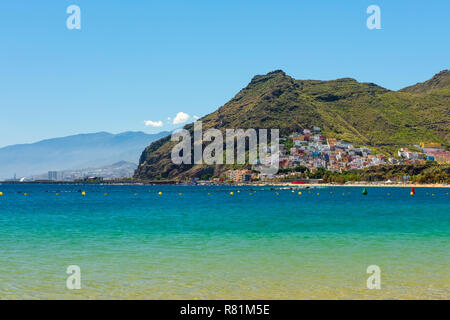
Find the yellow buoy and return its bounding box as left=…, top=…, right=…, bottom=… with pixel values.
left=410, top=192, right=414, bottom=196
left=387, top=193, right=390, bottom=196
left=292, top=190, right=295, bottom=193
left=237, top=190, right=240, bottom=193
left=0, top=192, right=3, bottom=196
left=81, top=191, right=86, bottom=196
left=56, top=193, right=59, bottom=196
left=24, top=193, right=28, bottom=196
left=179, top=193, right=182, bottom=196
left=207, top=193, right=210, bottom=195
left=276, top=192, right=279, bottom=195
left=104, top=193, right=108, bottom=196
left=230, top=192, right=234, bottom=195
left=317, top=193, right=320, bottom=195
left=158, top=192, right=162, bottom=195
left=250, top=193, right=253, bottom=195
left=298, top=192, right=302, bottom=195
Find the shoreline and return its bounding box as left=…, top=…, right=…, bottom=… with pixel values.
left=0, top=181, right=448, bottom=188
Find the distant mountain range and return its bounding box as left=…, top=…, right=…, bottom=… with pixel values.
left=0, top=131, right=169, bottom=180
left=29, top=160, right=138, bottom=181
left=135, top=70, right=450, bottom=179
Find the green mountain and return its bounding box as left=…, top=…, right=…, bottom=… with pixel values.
left=134, top=70, right=450, bottom=179
left=400, top=70, right=450, bottom=94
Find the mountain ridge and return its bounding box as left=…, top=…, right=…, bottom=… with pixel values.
left=400, top=69, right=450, bottom=94
left=0, top=131, right=155, bottom=149
left=135, top=70, right=450, bottom=180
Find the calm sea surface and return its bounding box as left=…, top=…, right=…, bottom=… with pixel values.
left=0, top=184, right=448, bottom=299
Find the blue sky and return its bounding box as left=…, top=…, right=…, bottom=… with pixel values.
left=0, top=0, right=448, bottom=147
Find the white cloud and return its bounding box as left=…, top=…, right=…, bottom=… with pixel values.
left=173, top=112, right=190, bottom=124
left=144, top=120, right=163, bottom=127
left=193, top=115, right=200, bottom=120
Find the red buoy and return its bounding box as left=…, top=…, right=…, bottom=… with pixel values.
left=410, top=188, right=415, bottom=196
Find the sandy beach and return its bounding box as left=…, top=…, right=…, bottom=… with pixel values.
left=228, top=182, right=449, bottom=188
left=277, top=183, right=449, bottom=188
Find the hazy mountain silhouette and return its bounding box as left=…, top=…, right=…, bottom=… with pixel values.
left=0, top=131, right=169, bottom=179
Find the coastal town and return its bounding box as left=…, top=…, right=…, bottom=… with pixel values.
left=221, top=127, right=450, bottom=183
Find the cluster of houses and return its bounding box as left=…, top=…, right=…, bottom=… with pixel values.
left=221, top=127, right=449, bottom=182
left=397, top=142, right=450, bottom=164
left=280, top=127, right=385, bottom=172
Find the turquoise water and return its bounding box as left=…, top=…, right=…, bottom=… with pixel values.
left=0, top=184, right=449, bottom=299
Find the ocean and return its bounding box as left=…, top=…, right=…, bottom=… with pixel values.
left=0, top=184, right=448, bottom=299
